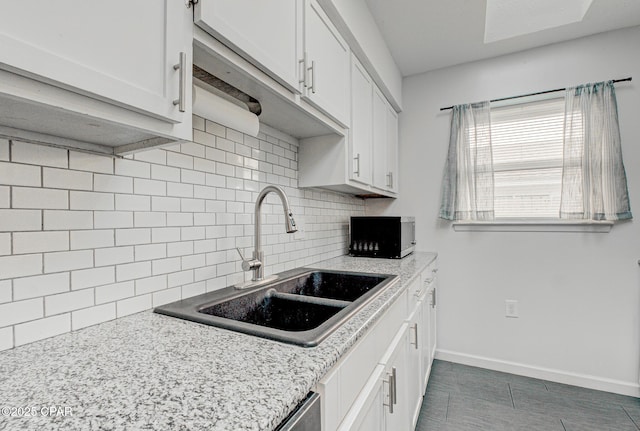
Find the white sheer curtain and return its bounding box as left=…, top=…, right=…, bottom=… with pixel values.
left=439, top=102, right=495, bottom=221
left=560, top=81, right=632, bottom=221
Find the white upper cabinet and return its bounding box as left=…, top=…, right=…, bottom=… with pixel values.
left=0, top=1, right=188, bottom=124
left=350, top=57, right=373, bottom=185
left=194, top=0, right=301, bottom=92
left=302, top=0, right=351, bottom=126
left=373, top=89, right=399, bottom=193
left=0, top=0, right=192, bottom=152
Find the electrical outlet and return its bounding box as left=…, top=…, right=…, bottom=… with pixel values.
left=505, top=300, right=519, bottom=318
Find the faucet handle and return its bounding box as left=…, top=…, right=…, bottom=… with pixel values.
left=236, top=247, right=262, bottom=272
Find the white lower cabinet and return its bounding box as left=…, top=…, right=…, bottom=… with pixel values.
left=317, top=259, right=439, bottom=431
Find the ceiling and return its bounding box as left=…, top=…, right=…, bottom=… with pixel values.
left=364, top=0, right=640, bottom=77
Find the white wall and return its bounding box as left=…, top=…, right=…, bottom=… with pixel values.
left=368, top=26, right=640, bottom=396
left=0, top=118, right=364, bottom=352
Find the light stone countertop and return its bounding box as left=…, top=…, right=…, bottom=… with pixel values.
left=0, top=252, right=437, bottom=431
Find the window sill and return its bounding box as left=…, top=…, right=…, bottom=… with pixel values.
left=452, top=220, right=613, bottom=233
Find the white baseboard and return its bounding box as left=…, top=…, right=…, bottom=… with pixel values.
left=435, top=349, right=640, bottom=398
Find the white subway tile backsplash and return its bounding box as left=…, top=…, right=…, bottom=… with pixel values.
left=116, top=294, right=152, bottom=318
left=168, top=241, right=193, bottom=257
left=0, top=254, right=43, bottom=279
left=182, top=254, right=207, bottom=272
left=152, top=287, right=181, bottom=307
left=115, top=228, right=151, bottom=246
left=167, top=270, right=193, bottom=288
left=166, top=212, right=192, bottom=227
left=95, top=281, right=134, bottom=304
left=134, top=178, right=167, bottom=196
left=70, top=191, right=114, bottom=210
left=13, top=272, right=70, bottom=300
left=71, top=266, right=115, bottom=290
left=181, top=169, right=206, bottom=185
left=205, top=120, right=225, bottom=137
left=45, top=250, right=93, bottom=273
left=44, top=210, right=92, bottom=230
left=151, top=257, right=181, bottom=275
left=0, top=326, right=12, bottom=351
left=167, top=182, right=193, bottom=198
left=166, top=152, right=193, bottom=169
left=0, top=209, right=42, bottom=232
left=13, top=187, right=69, bottom=209
left=116, top=261, right=151, bottom=282
left=181, top=141, right=206, bottom=158
left=115, top=194, right=150, bottom=212
left=70, top=229, right=114, bottom=250
left=0, top=298, right=42, bottom=327
left=0, top=139, right=8, bottom=161
left=95, top=246, right=134, bottom=267
left=134, top=212, right=166, bottom=228
left=133, top=149, right=166, bottom=165
left=71, top=303, right=116, bottom=330
left=114, top=158, right=150, bottom=178
left=182, top=281, right=206, bottom=298
left=0, top=233, right=9, bottom=256
left=152, top=196, right=180, bottom=212
left=0, top=118, right=364, bottom=350
left=151, top=164, right=180, bottom=182
left=12, top=141, right=68, bottom=168
left=151, top=227, right=181, bottom=243
left=45, top=288, right=94, bottom=316
left=43, top=167, right=92, bottom=190
left=15, top=314, right=70, bottom=346
left=94, top=174, right=133, bottom=193
left=134, top=243, right=167, bottom=261
left=0, top=161, right=41, bottom=187
left=0, top=186, right=8, bottom=208
left=0, top=280, right=11, bottom=303
left=69, top=151, right=113, bottom=174
left=94, top=211, right=133, bottom=229
left=135, top=274, right=167, bottom=295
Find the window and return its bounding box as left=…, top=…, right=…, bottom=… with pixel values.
left=440, top=80, right=631, bottom=228
left=489, top=97, right=569, bottom=219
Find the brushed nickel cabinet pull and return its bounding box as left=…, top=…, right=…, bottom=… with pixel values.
left=173, top=52, right=186, bottom=112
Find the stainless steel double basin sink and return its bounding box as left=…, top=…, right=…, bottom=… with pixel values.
left=154, top=268, right=397, bottom=347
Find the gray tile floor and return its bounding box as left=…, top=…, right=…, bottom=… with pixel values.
left=416, top=360, right=640, bottom=431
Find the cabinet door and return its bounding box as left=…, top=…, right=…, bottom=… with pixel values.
left=0, top=0, right=190, bottom=124
left=372, top=87, right=388, bottom=190
left=350, top=57, right=373, bottom=185
left=194, top=0, right=300, bottom=92
left=303, top=0, right=350, bottom=126
left=383, top=324, right=411, bottom=431
left=338, top=365, right=386, bottom=431
left=407, top=307, right=423, bottom=430
left=386, top=106, right=399, bottom=193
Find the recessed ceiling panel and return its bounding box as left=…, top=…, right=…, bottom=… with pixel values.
left=485, top=0, right=593, bottom=43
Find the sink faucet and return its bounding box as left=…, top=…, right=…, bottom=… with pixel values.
left=236, top=185, right=297, bottom=286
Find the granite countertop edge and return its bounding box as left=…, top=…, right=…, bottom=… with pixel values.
left=0, top=252, right=437, bottom=431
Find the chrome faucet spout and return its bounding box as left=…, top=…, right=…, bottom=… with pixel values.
left=243, top=185, right=296, bottom=283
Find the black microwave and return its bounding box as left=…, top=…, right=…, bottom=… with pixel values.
left=349, top=216, right=416, bottom=259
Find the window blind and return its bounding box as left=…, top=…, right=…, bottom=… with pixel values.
left=489, top=97, right=574, bottom=219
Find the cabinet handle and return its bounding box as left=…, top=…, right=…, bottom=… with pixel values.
left=384, top=370, right=395, bottom=414
left=173, top=52, right=186, bottom=113
left=354, top=154, right=360, bottom=176
left=391, top=367, right=397, bottom=405
left=308, top=60, right=316, bottom=94
left=299, top=52, right=308, bottom=88
left=387, top=172, right=394, bottom=188
left=411, top=323, right=419, bottom=349
left=431, top=287, right=437, bottom=308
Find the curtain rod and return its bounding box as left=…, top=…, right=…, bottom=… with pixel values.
left=439, top=77, right=633, bottom=111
